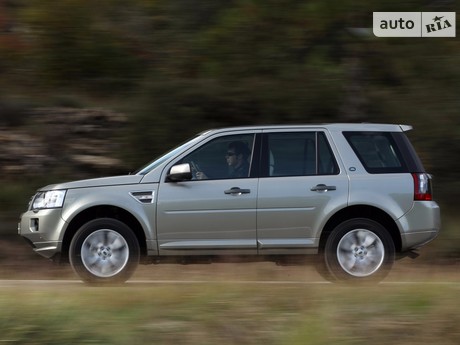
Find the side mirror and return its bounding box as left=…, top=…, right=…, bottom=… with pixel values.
left=167, top=163, right=193, bottom=182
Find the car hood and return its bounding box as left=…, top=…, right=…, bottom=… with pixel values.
left=39, top=175, right=144, bottom=191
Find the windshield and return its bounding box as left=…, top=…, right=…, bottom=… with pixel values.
left=134, top=133, right=204, bottom=175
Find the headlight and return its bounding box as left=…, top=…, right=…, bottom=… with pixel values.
left=32, top=190, right=67, bottom=210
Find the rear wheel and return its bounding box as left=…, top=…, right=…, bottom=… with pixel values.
left=323, top=218, right=395, bottom=282
left=69, top=218, right=140, bottom=285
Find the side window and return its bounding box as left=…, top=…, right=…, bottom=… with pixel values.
left=263, top=132, right=338, bottom=177
left=343, top=132, right=406, bottom=173
left=180, top=134, right=255, bottom=180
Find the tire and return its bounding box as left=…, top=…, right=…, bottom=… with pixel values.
left=323, top=218, right=395, bottom=283
left=69, top=218, right=140, bottom=285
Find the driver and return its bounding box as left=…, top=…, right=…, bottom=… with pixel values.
left=195, top=141, right=250, bottom=179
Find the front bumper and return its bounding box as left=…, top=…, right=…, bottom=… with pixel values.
left=18, top=208, right=67, bottom=259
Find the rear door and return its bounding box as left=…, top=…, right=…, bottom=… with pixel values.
left=257, top=129, right=349, bottom=254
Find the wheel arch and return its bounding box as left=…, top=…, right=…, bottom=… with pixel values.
left=61, top=205, right=147, bottom=263
left=319, top=205, right=402, bottom=253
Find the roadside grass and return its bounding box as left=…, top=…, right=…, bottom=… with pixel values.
left=0, top=282, right=459, bottom=345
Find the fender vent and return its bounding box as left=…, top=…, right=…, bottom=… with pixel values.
left=130, top=191, right=154, bottom=204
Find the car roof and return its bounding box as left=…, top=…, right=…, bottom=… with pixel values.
left=201, top=123, right=411, bottom=135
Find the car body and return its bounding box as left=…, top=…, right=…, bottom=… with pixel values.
left=18, top=124, right=441, bottom=284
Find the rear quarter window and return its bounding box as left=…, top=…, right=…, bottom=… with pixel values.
left=343, top=132, right=408, bottom=173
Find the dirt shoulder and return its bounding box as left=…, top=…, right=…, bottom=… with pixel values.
left=1, top=235, right=458, bottom=282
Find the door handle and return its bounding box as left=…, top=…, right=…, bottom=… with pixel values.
left=224, top=187, right=251, bottom=195
left=310, top=184, right=336, bottom=192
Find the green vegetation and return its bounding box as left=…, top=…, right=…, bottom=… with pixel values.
left=434, top=215, right=460, bottom=260
left=0, top=282, right=459, bottom=344
left=1, top=1, right=458, bottom=181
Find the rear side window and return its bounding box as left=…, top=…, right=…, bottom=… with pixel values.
left=344, top=132, right=407, bottom=173
left=262, top=131, right=339, bottom=177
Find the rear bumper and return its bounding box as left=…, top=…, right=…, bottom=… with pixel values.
left=397, top=201, right=441, bottom=251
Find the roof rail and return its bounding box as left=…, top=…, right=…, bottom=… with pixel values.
left=399, top=125, right=413, bottom=132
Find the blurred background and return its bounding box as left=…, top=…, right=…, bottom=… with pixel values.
left=0, top=0, right=458, bottom=261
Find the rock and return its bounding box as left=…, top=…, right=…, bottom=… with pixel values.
left=0, top=108, right=129, bottom=179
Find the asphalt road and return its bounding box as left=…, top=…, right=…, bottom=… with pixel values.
left=0, top=261, right=458, bottom=287
left=0, top=278, right=458, bottom=288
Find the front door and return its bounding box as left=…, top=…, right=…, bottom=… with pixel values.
left=156, top=132, right=259, bottom=255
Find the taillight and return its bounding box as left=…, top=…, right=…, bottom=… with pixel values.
left=412, top=173, right=432, bottom=201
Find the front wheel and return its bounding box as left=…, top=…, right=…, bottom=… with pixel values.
left=69, top=218, right=140, bottom=285
left=323, top=218, right=395, bottom=283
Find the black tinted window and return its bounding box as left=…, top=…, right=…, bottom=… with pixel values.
left=263, top=132, right=339, bottom=177
left=344, top=132, right=407, bottom=173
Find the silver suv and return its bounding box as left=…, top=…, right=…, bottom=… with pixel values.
left=18, top=124, right=440, bottom=284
